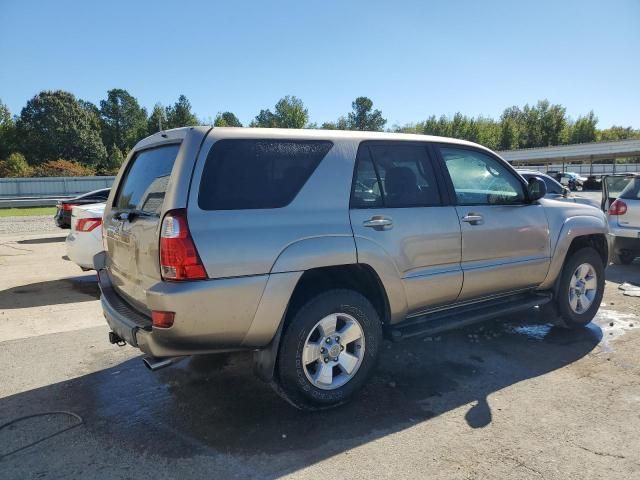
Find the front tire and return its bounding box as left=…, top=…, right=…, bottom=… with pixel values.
left=275, top=289, right=382, bottom=410
left=550, top=247, right=605, bottom=328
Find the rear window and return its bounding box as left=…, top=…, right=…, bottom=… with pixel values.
left=114, top=144, right=180, bottom=214
left=619, top=178, right=640, bottom=199
left=198, top=139, right=332, bottom=210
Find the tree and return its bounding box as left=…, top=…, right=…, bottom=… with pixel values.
left=0, top=152, right=33, bottom=177
left=34, top=159, right=96, bottom=177
left=147, top=103, right=168, bottom=134
left=599, top=126, right=639, bottom=141
left=251, top=96, right=309, bottom=128
left=16, top=90, right=107, bottom=165
left=214, top=111, right=243, bottom=127
left=0, top=99, right=17, bottom=159
left=250, top=109, right=277, bottom=128
left=97, top=144, right=125, bottom=175
left=99, top=89, right=148, bottom=152
left=347, top=97, right=386, bottom=131
left=165, top=95, right=199, bottom=129
left=569, top=111, right=598, bottom=144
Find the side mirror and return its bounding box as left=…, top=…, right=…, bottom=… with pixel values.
left=527, top=177, right=547, bottom=202
left=562, top=187, right=570, bottom=198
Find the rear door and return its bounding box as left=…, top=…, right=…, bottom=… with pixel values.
left=349, top=141, right=462, bottom=315
left=436, top=145, right=550, bottom=301
left=104, top=144, right=180, bottom=311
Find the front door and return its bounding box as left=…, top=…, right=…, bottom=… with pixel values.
left=349, top=141, right=462, bottom=315
left=436, top=145, right=551, bottom=301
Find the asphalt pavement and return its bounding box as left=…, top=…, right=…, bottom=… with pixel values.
left=1, top=223, right=639, bottom=479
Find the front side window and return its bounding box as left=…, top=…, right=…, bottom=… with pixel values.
left=351, top=143, right=441, bottom=208
left=439, top=147, right=525, bottom=205
left=198, top=140, right=332, bottom=210
left=114, top=144, right=180, bottom=214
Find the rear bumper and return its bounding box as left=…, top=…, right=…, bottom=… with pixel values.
left=97, top=268, right=301, bottom=357
left=66, top=229, right=102, bottom=270
left=608, top=233, right=640, bottom=255
left=608, top=225, right=640, bottom=239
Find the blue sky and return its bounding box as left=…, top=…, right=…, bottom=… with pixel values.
left=1, top=0, right=638, bottom=128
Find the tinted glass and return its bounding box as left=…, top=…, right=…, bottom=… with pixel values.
left=351, top=148, right=383, bottom=208
left=114, top=145, right=180, bottom=214
left=607, top=176, right=635, bottom=199
left=198, top=140, right=332, bottom=210
left=351, top=143, right=441, bottom=208
left=440, top=147, right=524, bottom=205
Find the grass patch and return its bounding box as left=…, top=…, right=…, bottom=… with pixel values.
left=0, top=207, right=57, bottom=218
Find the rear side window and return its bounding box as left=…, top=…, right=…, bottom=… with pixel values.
left=114, top=144, right=180, bottom=214
left=198, top=140, right=332, bottom=210
left=351, top=142, right=441, bottom=208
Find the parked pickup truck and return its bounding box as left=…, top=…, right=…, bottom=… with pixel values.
left=96, top=127, right=608, bottom=409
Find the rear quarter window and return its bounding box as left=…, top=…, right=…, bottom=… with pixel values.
left=198, top=139, right=332, bottom=210
left=113, top=144, right=180, bottom=214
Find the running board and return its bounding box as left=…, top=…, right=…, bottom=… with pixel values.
left=390, top=292, right=552, bottom=341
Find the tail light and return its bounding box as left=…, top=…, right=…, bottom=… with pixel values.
left=608, top=199, right=627, bottom=216
left=62, top=203, right=77, bottom=211
left=76, top=217, right=102, bottom=232
left=159, top=209, right=207, bottom=281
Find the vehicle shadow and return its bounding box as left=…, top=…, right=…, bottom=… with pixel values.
left=606, top=262, right=640, bottom=286
left=0, top=312, right=602, bottom=478
left=0, top=275, right=99, bottom=309
left=16, top=236, right=66, bottom=245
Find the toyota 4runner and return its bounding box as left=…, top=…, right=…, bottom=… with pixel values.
left=97, top=127, right=608, bottom=409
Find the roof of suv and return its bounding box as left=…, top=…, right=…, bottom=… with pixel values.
left=147, top=126, right=495, bottom=152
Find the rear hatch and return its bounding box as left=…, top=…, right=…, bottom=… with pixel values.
left=104, top=143, right=181, bottom=313
left=603, top=175, right=640, bottom=228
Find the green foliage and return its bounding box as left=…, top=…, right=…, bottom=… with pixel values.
left=0, top=99, right=17, bottom=159
left=251, top=96, right=309, bottom=128
left=214, top=111, right=243, bottom=127
left=166, top=95, right=199, bottom=129
left=0, top=152, right=33, bottom=177
left=569, top=111, right=598, bottom=144
left=97, top=144, right=125, bottom=176
left=16, top=90, right=107, bottom=165
left=34, top=159, right=96, bottom=177
left=347, top=97, right=386, bottom=131
left=147, top=103, right=168, bottom=134
left=99, top=89, right=148, bottom=152
left=598, top=126, right=639, bottom=142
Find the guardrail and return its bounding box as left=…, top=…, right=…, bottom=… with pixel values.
left=515, top=163, right=640, bottom=176
left=0, top=176, right=115, bottom=198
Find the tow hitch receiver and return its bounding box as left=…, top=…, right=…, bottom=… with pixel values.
left=108, top=331, right=126, bottom=346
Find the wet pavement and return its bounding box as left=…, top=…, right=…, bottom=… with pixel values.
left=1, top=232, right=639, bottom=479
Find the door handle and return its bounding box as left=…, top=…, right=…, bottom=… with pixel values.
left=363, top=216, right=393, bottom=229
left=461, top=213, right=483, bottom=224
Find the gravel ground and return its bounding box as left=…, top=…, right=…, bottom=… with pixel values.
left=0, top=216, right=62, bottom=236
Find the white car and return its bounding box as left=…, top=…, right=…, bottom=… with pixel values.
left=66, top=203, right=105, bottom=270
left=603, top=174, right=640, bottom=264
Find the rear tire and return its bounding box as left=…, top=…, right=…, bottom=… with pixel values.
left=548, top=247, right=605, bottom=329
left=274, top=289, right=382, bottom=410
